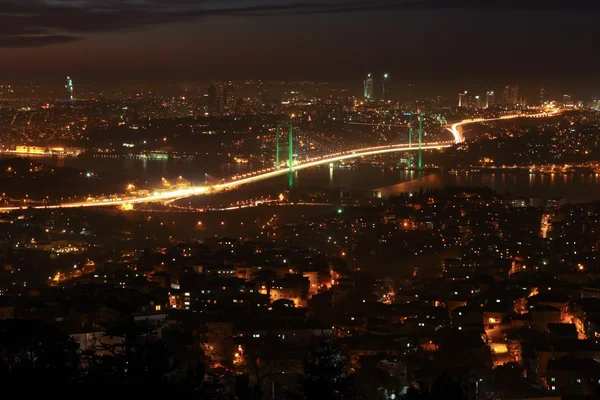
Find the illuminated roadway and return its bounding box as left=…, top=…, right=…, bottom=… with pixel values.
left=0, top=111, right=560, bottom=212
left=448, top=110, right=559, bottom=143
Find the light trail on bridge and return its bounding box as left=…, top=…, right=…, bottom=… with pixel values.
left=0, top=143, right=450, bottom=212
left=346, top=122, right=410, bottom=127
left=448, top=110, right=560, bottom=143
left=0, top=111, right=561, bottom=212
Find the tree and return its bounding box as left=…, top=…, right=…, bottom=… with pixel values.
left=0, top=319, right=81, bottom=387
left=301, top=337, right=350, bottom=400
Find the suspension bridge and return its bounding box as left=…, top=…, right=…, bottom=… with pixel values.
left=0, top=110, right=560, bottom=212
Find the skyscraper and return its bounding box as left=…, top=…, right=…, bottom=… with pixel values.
left=65, top=76, right=74, bottom=101
left=511, top=85, right=520, bottom=105
left=223, top=82, right=235, bottom=109
left=485, top=91, right=495, bottom=108
left=503, top=85, right=519, bottom=105
left=458, top=91, right=466, bottom=107
left=363, top=73, right=374, bottom=99
left=207, top=84, right=218, bottom=114
left=540, top=86, right=549, bottom=105
left=381, top=73, right=389, bottom=100
left=474, top=95, right=482, bottom=109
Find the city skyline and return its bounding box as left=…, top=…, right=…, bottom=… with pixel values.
left=3, top=2, right=600, bottom=398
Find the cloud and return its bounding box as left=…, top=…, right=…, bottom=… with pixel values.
left=0, top=34, right=78, bottom=48
left=0, top=0, right=597, bottom=48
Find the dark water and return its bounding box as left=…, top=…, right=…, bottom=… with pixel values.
left=0, top=154, right=251, bottom=187
left=227, top=166, right=600, bottom=203
left=4, top=155, right=600, bottom=203
left=377, top=170, right=600, bottom=203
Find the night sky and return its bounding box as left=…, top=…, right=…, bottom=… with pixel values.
left=1, top=1, right=599, bottom=89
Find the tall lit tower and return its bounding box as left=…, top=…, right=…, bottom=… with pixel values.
left=65, top=76, right=74, bottom=101
left=364, top=73, right=374, bottom=100
left=503, top=85, right=519, bottom=105
left=381, top=73, right=389, bottom=100
left=485, top=91, right=494, bottom=108
left=207, top=84, right=217, bottom=114
left=458, top=91, right=466, bottom=107
left=223, top=81, right=235, bottom=109
left=540, top=86, right=549, bottom=106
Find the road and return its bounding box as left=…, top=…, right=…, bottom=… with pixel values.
left=447, top=110, right=559, bottom=143
left=0, top=111, right=560, bottom=212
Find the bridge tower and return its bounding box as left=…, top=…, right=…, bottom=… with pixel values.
left=275, top=123, right=294, bottom=188
left=418, top=113, right=423, bottom=170
left=406, top=112, right=423, bottom=170
left=407, top=113, right=413, bottom=168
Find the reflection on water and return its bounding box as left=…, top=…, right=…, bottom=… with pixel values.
left=378, top=171, right=600, bottom=203
left=4, top=154, right=600, bottom=203
left=0, top=154, right=251, bottom=187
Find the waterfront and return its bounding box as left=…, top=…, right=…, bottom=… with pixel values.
left=378, top=170, right=600, bottom=203
left=5, top=153, right=600, bottom=204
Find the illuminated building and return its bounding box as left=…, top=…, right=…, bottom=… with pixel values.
left=363, top=73, right=374, bottom=99
left=207, top=84, right=218, bottom=113
left=486, top=91, right=495, bottom=108
left=511, top=86, right=520, bottom=104
left=223, top=82, right=235, bottom=109
left=475, top=95, right=482, bottom=109
left=381, top=73, right=389, bottom=100
left=540, top=86, right=549, bottom=105
left=562, top=94, right=573, bottom=107
left=459, top=91, right=473, bottom=108
left=503, top=85, right=519, bottom=105
left=65, top=76, right=74, bottom=100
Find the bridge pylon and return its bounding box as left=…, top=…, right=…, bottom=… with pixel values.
left=418, top=113, right=423, bottom=170
left=275, top=123, right=294, bottom=188
left=406, top=111, right=423, bottom=170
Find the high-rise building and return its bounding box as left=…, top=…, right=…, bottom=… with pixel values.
left=65, top=76, right=74, bottom=101
left=519, top=96, right=527, bottom=106
left=503, top=85, right=519, bottom=105
left=207, top=84, right=218, bottom=113
left=458, top=91, right=466, bottom=107
left=540, top=86, right=549, bottom=105
left=485, top=91, right=495, bottom=108
left=562, top=94, right=572, bottom=107
left=223, top=82, right=235, bottom=109
left=364, top=73, right=374, bottom=99
left=474, top=95, right=482, bottom=109
left=511, top=85, right=520, bottom=104
left=381, top=73, right=389, bottom=100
